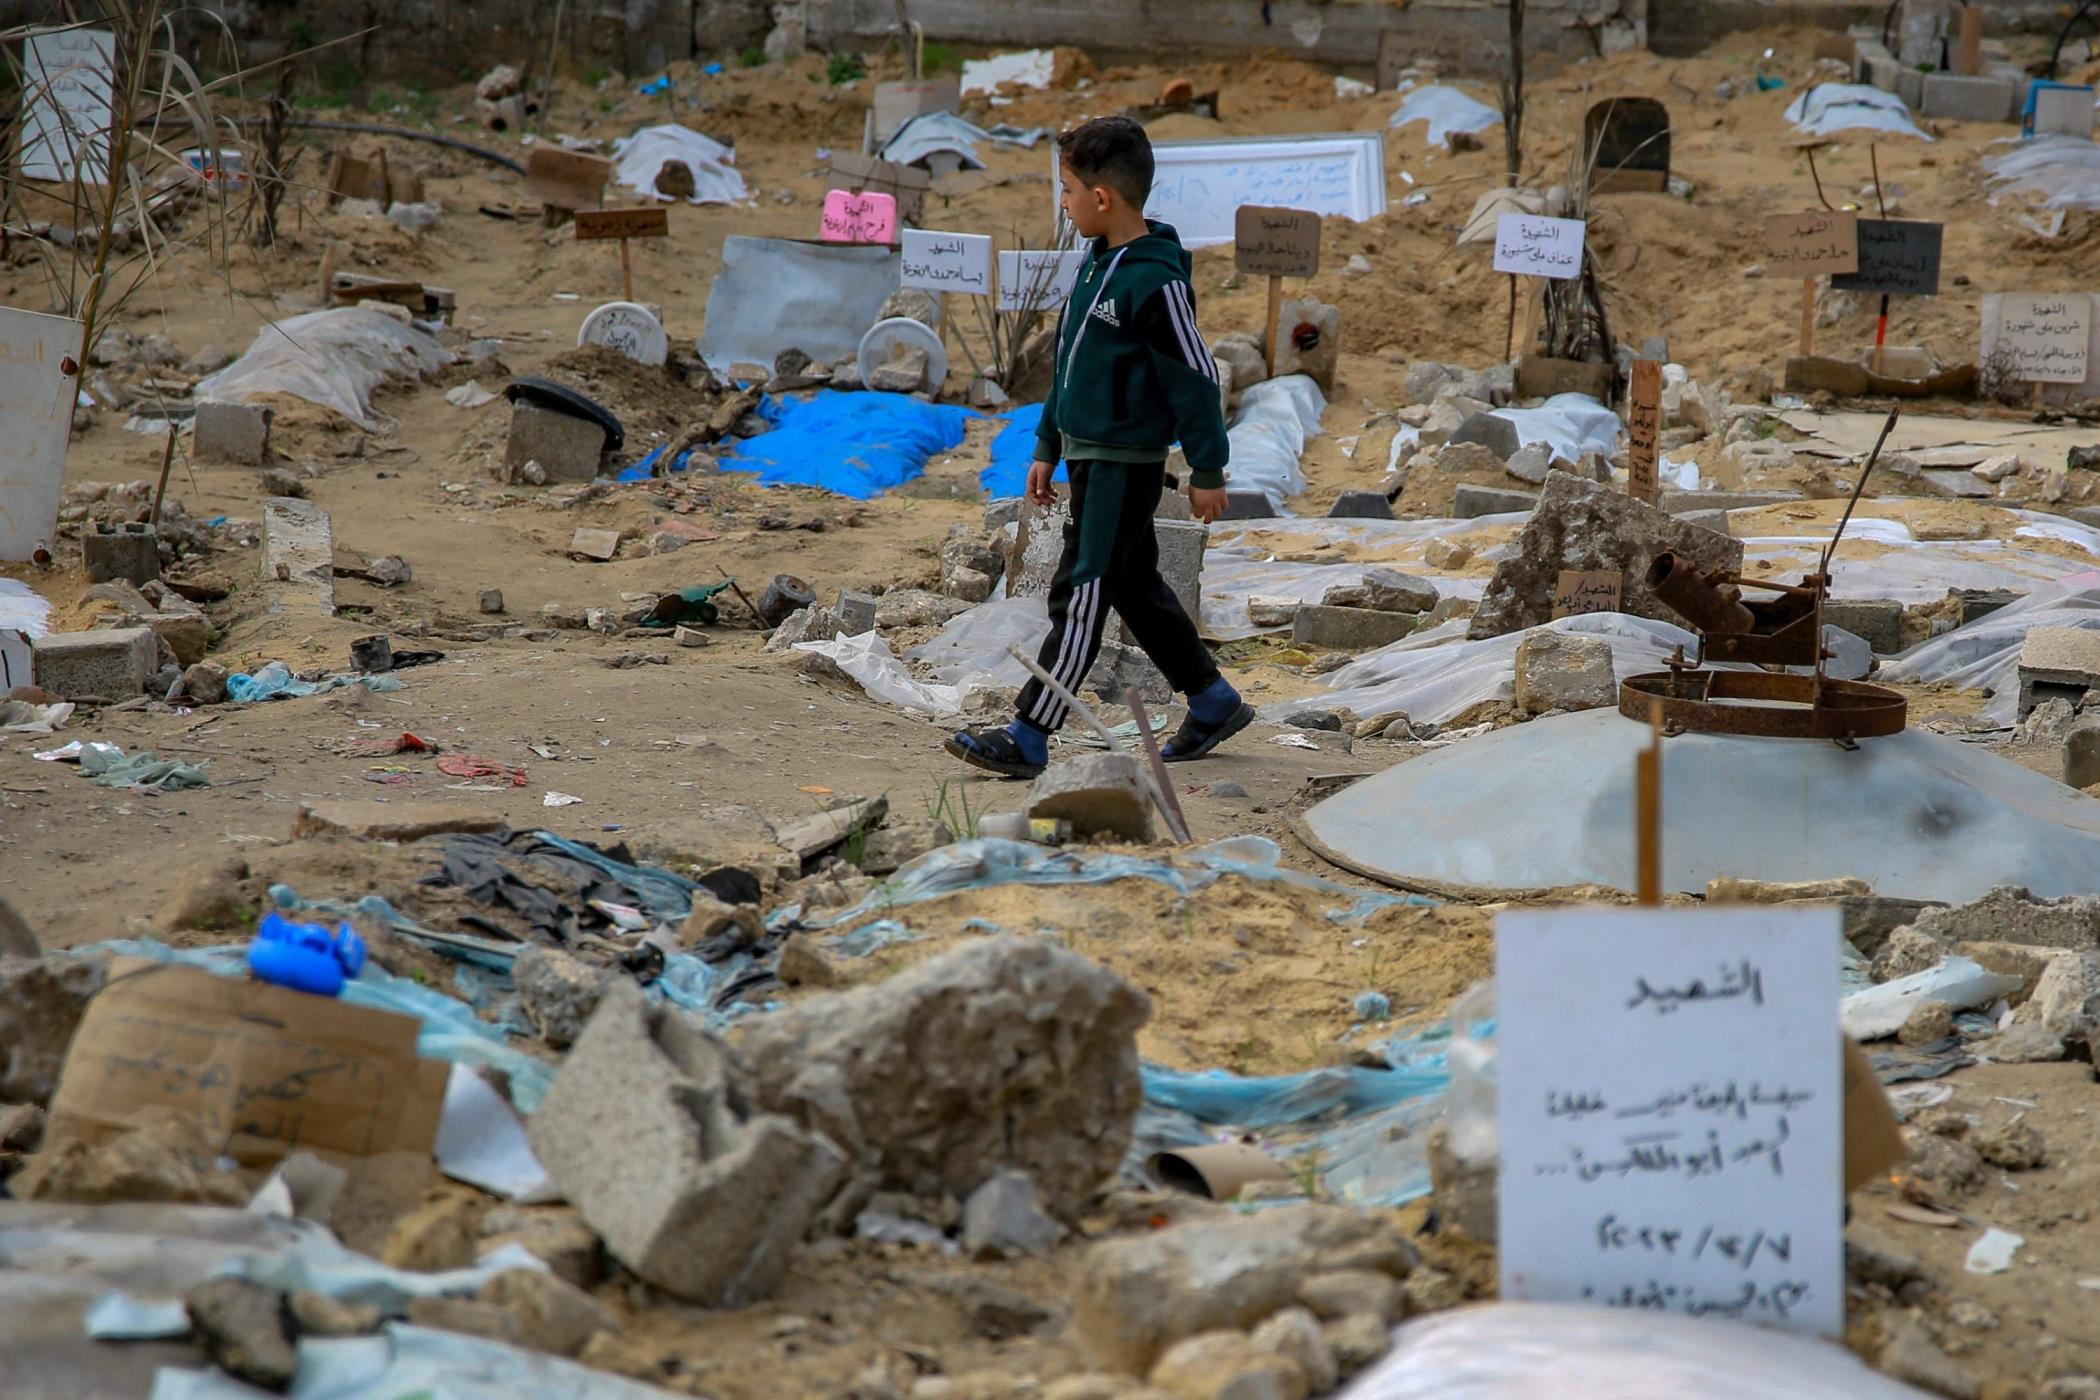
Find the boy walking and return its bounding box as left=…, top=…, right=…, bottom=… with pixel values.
left=947, top=115, right=1253, bottom=780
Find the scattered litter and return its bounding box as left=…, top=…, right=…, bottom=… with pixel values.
left=542, top=790, right=583, bottom=807
left=228, top=662, right=407, bottom=704
left=436, top=754, right=527, bottom=786
left=78, top=743, right=210, bottom=792
left=1388, top=85, right=1500, bottom=146
left=1843, top=958, right=2027, bottom=1041
left=610, top=122, right=748, bottom=205
left=1272, top=733, right=1322, bottom=750
left=196, top=307, right=451, bottom=430
left=1785, top=83, right=1931, bottom=141
left=1964, top=1226, right=2024, bottom=1274
left=444, top=380, right=497, bottom=409
left=960, top=49, right=1056, bottom=98
left=0, top=697, right=73, bottom=734
left=434, top=1062, right=551, bottom=1201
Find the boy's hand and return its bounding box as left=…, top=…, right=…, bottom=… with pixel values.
left=1026, top=460, right=1058, bottom=506
left=1188, top=486, right=1228, bottom=524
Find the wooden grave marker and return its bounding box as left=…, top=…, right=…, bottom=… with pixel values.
left=1234, top=205, right=1322, bottom=378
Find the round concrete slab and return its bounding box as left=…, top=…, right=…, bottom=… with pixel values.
left=578, top=301, right=668, bottom=366
left=1298, top=707, right=2100, bottom=903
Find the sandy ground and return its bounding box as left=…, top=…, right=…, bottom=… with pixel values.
left=4, top=24, right=2100, bottom=1398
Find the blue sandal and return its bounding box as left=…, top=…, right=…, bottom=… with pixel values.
left=1161, top=703, right=1255, bottom=762
left=944, top=728, right=1047, bottom=780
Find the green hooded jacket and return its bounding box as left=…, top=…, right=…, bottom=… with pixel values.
left=1030, top=221, right=1231, bottom=489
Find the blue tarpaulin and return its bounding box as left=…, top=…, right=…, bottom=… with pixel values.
left=714, top=390, right=975, bottom=498
left=981, top=402, right=1064, bottom=498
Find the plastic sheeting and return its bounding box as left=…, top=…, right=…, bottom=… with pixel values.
left=1277, top=613, right=1697, bottom=727
left=961, top=48, right=1055, bottom=97
left=1339, top=1302, right=1927, bottom=1398
left=228, top=661, right=407, bottom=703
left=1739, top=513, right=2100, bottom=602
left=716, top=390, right=974, bottom=498
left=794, top=630, right=970, bottom=716
left=1487, top=393, right=1623, bottom=463
left=1300, top=706, right=2100, bottom=902
left=1200, top=517, right=1492, bottom=640
left=195, top=308, right=451, bottom=430
left=1984, top=133, right=2100, bottom=211
left=1881, top=570, right=2100, bottom=724
left=696, top=236, right=900, bottom=376
left=906, top=594, right=1050, bottom=688
left=980, top=402, right=1054, bottom=497
left=1387, top=85, right=1501, bottom=146
left=877, top=112, right=1032, bottom=170
left=1784, top=83, right=1931, bottom=141
left=610, top=123, right=746, bottom=205
left=151, top=1323, right=684, bottom=1399
left=1227, top=374, right=1326, bottom=508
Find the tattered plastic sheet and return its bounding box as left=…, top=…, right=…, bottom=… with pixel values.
left=716, top=390, right=973, bottom=498
left=1300, top=706, right=2100, bottom=902
left=195, top=308, right=451, bottom=430
left=1488, top=393, right=1622, bottom=463
left=907, top=594, right=1050, bottom=688
left=1340, top=1302, right=1928, bottom=1398
left=228, top=661, right=407, bottom=703
left=610, top=123, right=747, bottom=205
left=1387, top=85, right=1500, bottom=146
left=1984, top=133, right=2100, bottom=212
left=1784, top=83, right=1930, bottom=141
left=1841, top=956, right=2024, bottom=1040
left=696, top=236, right=900, bottom=375
left=1739, top=512, right=2100, bottom=602
left=78, top=744, right=210, bottom=792
left=1277, top=613, right=1697, bottom=727
left=151, top=1323, right=684, bottom=1399
left=960, top=48, right=1055, bottom=97
left=1227, top=375, right=1326, bottom=508
left=879, top=112, right=1045, bottom=169
left=795, top=630, right=968, bottom=717
left=1881, top=570, right=2100, bottom=724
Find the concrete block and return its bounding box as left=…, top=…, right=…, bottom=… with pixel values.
left=1327, top=567, right=1439, bottom=615
left=1894, top=65, right=1925, bottom=111
left=1820, top=599, right=1905, bottom=655
left=1453, top=485, right=1539, bottom=519
left=1449, top=411, right=1520, bottom=460
left=32, top=626, right=156, bottom=699
left=1006, top=493, right=1070, bottom=600
left=505, top=402, right=607, bottom=483
left=1953, top=588, right=2021, bottom=625
left=1220, top=490, right=1277, bottom=521
left=1514, top=629, right=1618, bottom=714
left=1027, top=752, right=1154, bottom=842
left=1921, top=72, right=2014, bottom=122
left=1292, top=604, right=1418, bottom=651
left=1088, top=638, right=1174, bottom=707
left=262, top=497, right=334, bottom=619
left=192, top=400, right=272, bottom=465
left=82, top=522, right=159, bottom=585
left=1327, top=490, right=1394, bottom=521
left=568, top=527, right=621, bottom=561
left=1659, top=489, right=1801, bottom=515
left=836, top=589, right=878, bottom=636
left=1117, top=520, right=1206, bottom=645
left=2018, top=625, right=2100, bottom=718
left=526, top=982, right=845, bottom=1306
left=1678, top=509, right=1730, bottom=535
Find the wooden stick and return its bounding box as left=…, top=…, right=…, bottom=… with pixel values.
left=1264, top=273, right=1281, bottom=378
left=1636, top=698, right=1662, bottom=905
left=1123, top=686, right=1192, bottom=844
left=1799, top=278, right=1815, bottom=358
left=1871, top=292, right=1890, bottom=376
left=1956, top=4, right=1983, bottom=75
left=1007, top=645, right=1189, bottom=844
left=619, top=237, right=633, bottom=302
left=150, top=421, right=177, bottom=528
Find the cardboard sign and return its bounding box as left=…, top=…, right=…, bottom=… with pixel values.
left=1497, top=907, right=1845, bottom=1338
left=1627, top=358, right=1662, bottom=505
left=1553, top=570, right=1625, bottom=619
left=821, top=189, right=898, bottom=245
left=1493, top=213, right=1586, bottom=280
left=574, top=207, right=670, bottom=241
left=1992, top=294, right=2091, bottom=385
left=1830, top=218, right=1941, bottom=298
left=901, top=229, right=993, bottom=296
left=1234, top=206, right=1323, bottom=279
left=998, top=250, right=1086, bottom=311
left=0, top=304, right=83, bottom=563
left=524, top=146, right=613, bottom=213
left=826, top=152, right=930, bottom=225
left=2031, top=85, right=2096, bottom=139
left=46, top=959, right=447, bottom=1180
left=1762, top=210, right=1860, bottom=276
left=21, top=27, right=114, bottom=183
left=872, top=78, right=961, bottom=144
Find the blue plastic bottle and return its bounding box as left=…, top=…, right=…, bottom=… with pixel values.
left=247, top=911, right=368, bottom=997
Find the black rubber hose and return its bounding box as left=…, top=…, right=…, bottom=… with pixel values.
left=227, top=116, right=526, bottom=174
left=2049, top=0, right=2100, bottom=79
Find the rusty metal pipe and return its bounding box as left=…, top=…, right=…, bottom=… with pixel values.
left=1647, top=551, right=1755, bottom=634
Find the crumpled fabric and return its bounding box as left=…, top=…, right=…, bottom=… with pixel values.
left=79, top=743, right=210, bottom=791
left=228, top=660, right=407, bottom=703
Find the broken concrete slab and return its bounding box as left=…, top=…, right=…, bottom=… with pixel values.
left=1822, top=599, right=1905, bottom=656
left=735, top=937, right=1149, bottom=1221
left=192, top=402, right=273, bottom=466
left=1469, top=471, right=1743, bottom=638
left=527, top=982, right=844, bottom=1306
left=2021, top=950, right=2100, bottom=1047
left=1904, top=885, right=2100, bottom=952
left=567, top=527, right=622, bottom=562
left=1028, top=753, right=1154, bottom=843
left=291, top=801, right=505, bottom=843
left=1513, top=630, right=1617, bottom=715
left=1452, top=485, right=1539, bottom=520
left=961, top=1169, right=1067, bottom=1260
left=1293, top=605, right=1417, bottom=652
left=2017, top=625, right=2100, bottom=718
left=505, top=402, right=607, bottom=483
left=1353, top=569, right=1439, bottom=615
left=1658, top=489, right=1801, bottom=515
left=1449, top=412, right=1519, bottom=460
left=1327, top=490, right=1394, bottom=521
left=31, top=627, right=156, bottom=701
left=261, top=498, right=334, bottom=619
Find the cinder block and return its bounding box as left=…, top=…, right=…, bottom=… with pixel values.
left=1921, top=72, right=2015, bottom=122
left=1821, top=599, right=1905, bottom=655
left=32, top=625, right=156, bottom=699
left=1894, top=66, right=1925, bottom=111
left=82, top=522, right=159, bottom=585
left=1328, top=489, right=1394, bottom=520
left=2018, top=625, right=2100, bottom=718
left=1953, top=588, right=2021, bottom=625
left=1027, top=752, right=1153, bottom=842
left=1292, top=604, right=1418, bottom=651
left=506, top=402, right=608, bottom=483
left=192, top=400, right=272, bottom=465
left=1453, top=485, right=1539, bottom=519
left=1122, top=520, right=1207, bottom=642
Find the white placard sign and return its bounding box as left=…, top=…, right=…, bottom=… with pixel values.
left=900, top=229, right=993, bottom=297
left=21, top=27, right=116, bottom=183
left=1496, top=907, right=1844, bottom=1338
left=1992, top=294, right=2090, bottom=385
left=578, top=301, right=669, bottom=366
left=997, top=250, right=1085, bottom=312
left=0, top=305, right=85, bottom=562
left=1493, top=212, right=1587, bottom=280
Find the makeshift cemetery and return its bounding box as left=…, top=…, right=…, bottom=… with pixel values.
left=6, top=3, right=2100, bottom=1397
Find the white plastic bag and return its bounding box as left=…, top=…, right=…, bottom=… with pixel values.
left=195, top=308, right=450, bottom=429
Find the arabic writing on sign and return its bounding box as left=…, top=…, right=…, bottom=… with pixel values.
left=1492, top=213, right=1586, bottom=281
left=1830, top=218, right=1941, bottom=298
left=21, top=27, right=116, bottom=183
left=900, top=229, right=992, bottom=296
left=1628, top=959, right=1765, bottom=1013
left=1993, top=294, right=2091, bottom=385
left=1626, top=359, right=1661, bottom=503
left=997, top=250, right=1083, bottom=311
left=1552, top=570, right=1622, bottom=620
left=1234, top=205, right=1321, bottom=277
left=1761, top=210, right=1859, bottom=275
left=820, top=189, right=897, bottom=245
left=1584, top=1277, right=1816, bottom=1322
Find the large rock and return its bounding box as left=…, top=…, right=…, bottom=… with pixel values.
left=526, top=982, right=845, bottom=1306
left=736, top=937, right=1148, bottom=1221
left=1028, top=753, right=1155, bottom=842
left=0, top=952, right=108, bottom=1105
left=1469, top=470, right=1743, bottom=639
left=1072, top=1204, right=1417, bottom=1374
left=2022, top=950, right=2100, bottom=1047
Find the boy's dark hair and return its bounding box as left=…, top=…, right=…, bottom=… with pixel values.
left=1057, top=116, right=1154, bottom=208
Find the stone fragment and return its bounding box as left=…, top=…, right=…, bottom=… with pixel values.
left=837, top=589, right=879, bottom=636
left=943, top=565, right=993, bottom=603
left=1902, top=1129, right=1983, bottom=1195
left=1298, top=1269, right=1401, bottom=1323
left=31, top=626, right=156, bottom=700
left=1452, top=485, right=1539, bottom=519
left=1321, top=1313, right=1391, bottom=1378
left=1974, top=1119, right=2044, bottom=1170
left=290, top=1290, right=384, bottom=1337
left=155, top=857, right=250, bottom=933
left=1470, top=470, right=1743, bottom=638
left=1424, top=537, right=1473, bottom=570
left=1877, top=1315, right=1979, bottom=1400
left=13, top=1112, right=246, bottom=1205
left=1326, top=490, right=1393, bottom=521
left=877, top=588, right=972, bottom=628
left=512, top=945, right=608, bottom=1049
left=0, top=1102, right=46, bottom=1154
left=82, top=522, right=160, bottom=586
left=1358, top=568, right=1438, bottom=614
left=478, top=1267, right=616, bottom=1357
left=1872, top=926, right=1952, bottom=983
left=527, top=982, right=844, bottom=1305
left=1897, top=999, right=1954, bottom=1046
left=185, top=1279, right=298, bottom=1391
left=478, top=1206, right=604, bottom=1289
left=292, top=801, right=502, bottom=842
left=1449, top=412, right=1519, bottom=460
left=1149, top=1330, right=1307, bottom=1400
left=1910, top=886, right=2100, bottom=952
left=737, top=937, right=1148, bottom=1221
left=479, top=589, right=505, bottom=614
left=1503, top=441, right=1554, bottom=484
left=1949, top=941, right=2055, bottom=1006
left=568, top=527, right=621, bottom=562
left=1400, top=1265, right=1464, bottom=1316
left=506, top=403, right=606, bottom=483
left=1029, top=753, right=1155, bottom=842
left=193, top=401, right=273, bottom=465
left=0, top=952, right=109, bottom=1104
left=766, top=604, right=846, bottom=652
left=856, top=819, right=948, bottom=877
left=962, top=1169, right=1068, bottom=1260
left=868, top=345, right=930, bottom=394
left=383, top=1193, right=483, bottom=1272
left=935, top=1274, right=1057, bottom=1340
left=1978, top=1022, right=2064, bottom=1062
left=1251, top=1307, right=1338, bottom=1395
left=1073, top=1204, right=1414, bottom=1373
left=2023, top=950, right=2100, bottom=1046
left=1292, top=605, right=1416, bottom=651
left=1513, top=630, right=1617, bottom=715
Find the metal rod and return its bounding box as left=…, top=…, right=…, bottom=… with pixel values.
left=715, top=566, right=765, bottom=630
left=1814, top=406, right=1901, bottom=689
left=1124, top=686, right=1192, bottom=844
